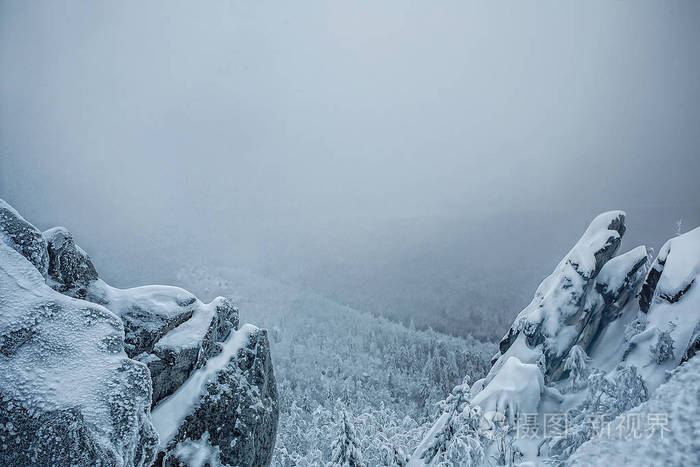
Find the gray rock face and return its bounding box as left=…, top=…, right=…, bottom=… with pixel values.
left=161, top=327, right=279, bottom=467
left=199, top=296, right=240, bottom=363
left=120, top=305, right=195, bottom=359
left=43, top=226, right=98, bottom=295
left=137, top=297, right=240, bottom=406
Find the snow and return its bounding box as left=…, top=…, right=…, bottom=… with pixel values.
left=155, top=303, right=215, bottom=350
left=588, top=299, right=638, bottom=372
left=407, top=412, right=450, bottom=466
left=471, top=356, right=544, bottom=425
left=595, top=246, right=648, bottom=298
left=168, top=433, right=229, bottom=467
left=87, top=279, right=201, bottom=321
left=567, top=356, right=700, bottom=466
left=656, top=227, right=700, bottom=295
left=151, top=323, right=257, bottom=448
left=482, top=332, right=542, bottom=387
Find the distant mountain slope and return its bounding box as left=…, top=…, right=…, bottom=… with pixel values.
left=177, top=266, right=496, bottom=465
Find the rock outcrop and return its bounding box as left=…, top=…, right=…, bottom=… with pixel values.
left=154, top=325, right=279, bottom=467
left=412, top=211, right=700, bottom=465
left=0, top=211, right=157, bottom=466
left=0, top=199, right=279, bottom=466
left=486, top=211, right=633, bottom=388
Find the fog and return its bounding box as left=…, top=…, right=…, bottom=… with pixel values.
left=2, top=1, right=699, bottom=337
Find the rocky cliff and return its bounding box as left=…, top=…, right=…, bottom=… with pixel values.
left=0, top=199, right=278, bottom=466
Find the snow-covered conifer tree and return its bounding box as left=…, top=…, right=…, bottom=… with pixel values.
left=379, top=437, right=408, bottom=467
left=564, top=345, right=590, bottom=391
left=650, top=328, right=675, bottom=364
left=329, top=410, right=364, bottom=467
left=418, top=376, right=485, bottom=466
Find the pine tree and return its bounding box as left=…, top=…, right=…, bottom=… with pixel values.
left=329, top=410, right=364, bottom=467
left=419, top=376, right=485, bottom=466
left=379, top=436, right=408, bottom=467
left=564, top=345, right=590, bottom=391
left=650, top=328, right=675, bottom=364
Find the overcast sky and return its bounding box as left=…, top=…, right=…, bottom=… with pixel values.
left=1, top=1, right=699, bottom=310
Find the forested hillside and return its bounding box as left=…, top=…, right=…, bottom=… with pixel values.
left=177, top=266, right=495, bottom=465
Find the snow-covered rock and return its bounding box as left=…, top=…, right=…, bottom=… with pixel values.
left=0, top=199, right=279, bottom=466
left=43, top=226, right=98, bottom=295
left=0, top=198, right=49, bottom=276
left=0, top=220, right=157, bottom=466
left=416, top=211, right=699, bottom=466
left=145, top=296, right=239, bottom=406
left=490, top=211, right=628, bottom=383
left=621, top=227, right=700, bottom=391
left=153, top=324, right=278, bottom=467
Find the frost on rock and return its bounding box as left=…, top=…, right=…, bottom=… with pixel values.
left=48, top=243, right=240, bottom=405
left=0, top=228, right=157, bottom=466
